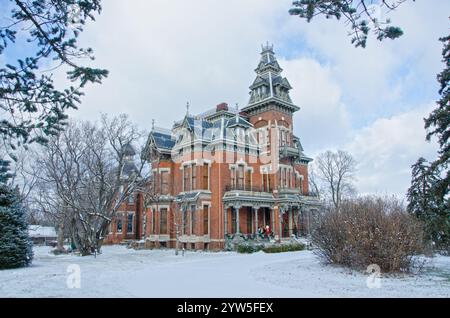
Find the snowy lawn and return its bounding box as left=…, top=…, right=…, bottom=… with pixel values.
left=0, top=245, right=449, bottom=297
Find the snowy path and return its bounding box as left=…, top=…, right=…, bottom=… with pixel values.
left=0, top=246, right=449, bottom=297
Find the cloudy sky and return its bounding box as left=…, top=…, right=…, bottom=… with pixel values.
left=5, top=0, right=449, bottom=197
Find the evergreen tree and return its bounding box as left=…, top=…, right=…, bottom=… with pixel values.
left=0, top=159, right=13, bottom=184
left=424, top=35, right=449, bottom=203
left=407, top=158, right=449, bottom=252
left=420, top=35, right=450, bottom=253
left=1, top=0, right=108, bottom=163
left=0, top=183, right=33, bottom=269
left=289, top=0, right=409, bottom=48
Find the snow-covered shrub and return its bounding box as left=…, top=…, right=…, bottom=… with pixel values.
left=0, top=184, right=33, bottom=269
left=312, top=196, right=424, bottom=272
left=263, top=243, right=305, bottom=253
left=236, top=243, right=264, bottom=254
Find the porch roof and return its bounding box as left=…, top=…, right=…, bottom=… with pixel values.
left=222, top=191, right=275, bottom=208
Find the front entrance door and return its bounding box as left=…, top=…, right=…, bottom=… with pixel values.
left=282, top=212, right=289, bottom=238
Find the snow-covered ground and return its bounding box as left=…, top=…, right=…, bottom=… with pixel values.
left=0, top=245, right=449, bottom=297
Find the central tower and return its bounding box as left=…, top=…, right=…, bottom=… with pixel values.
left=242, top=43, right=299, bottom=118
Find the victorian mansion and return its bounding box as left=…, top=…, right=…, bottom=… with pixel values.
left=106, top=44, right=321, bottom=250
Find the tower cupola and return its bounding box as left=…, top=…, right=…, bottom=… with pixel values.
left=242, top=43, right=299, bottom=116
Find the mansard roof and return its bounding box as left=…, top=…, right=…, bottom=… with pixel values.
left=150, top=129, right=176, bottom=151
left=184, top=116, right=213, bottom=131
left=122, top=143, right=136, bottom=156
left=249, top=76, right=269, bottom=89
left=272, top=76, right=292, bottom=89
left=225, top=116, right=253, bottom=129
left=122, top=160, right=139, bottom=177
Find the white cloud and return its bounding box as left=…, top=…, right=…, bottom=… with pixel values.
left=346, top=104, right=439, bottom=197
left=280, top=0, right=449, bottom=121
left=66, top=0, right=293, bottom=129
left=43, top=0, right=447, bottom=199
left=280, top=58, right=352, bottom=153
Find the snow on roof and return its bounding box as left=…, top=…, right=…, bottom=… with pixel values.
left=28, top=225, right=57, bottom=237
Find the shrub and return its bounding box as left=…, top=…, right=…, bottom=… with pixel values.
left=312, top=196, right=424, bottom=272
left=263, top=243, right=305, bottom=253
left=236, top=243, right=263, bottom=254
left=235, top=243, right=305, bottom=254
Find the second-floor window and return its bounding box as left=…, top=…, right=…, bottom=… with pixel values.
left=237, top=165, right=244, bottom=189
left=161, top=171, right=169, bottom=194
left=245, top=170, right=251, bottom=190
left=202, top=164, right=209, bottom=190
left=230, top=167, right=236, bottom=187
left=262, top=173, right=271, bottom=192
left=191, top=164, right=197, bottom=190
left=183, top=167, right=190, bottom=192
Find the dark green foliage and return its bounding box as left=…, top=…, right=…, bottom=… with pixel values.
left=407, top=158, right=449, bottom=253
left=0, top=159, right=13, bottom=184
left=235, top=243, right=305, bottom=254
left=236, top=243, right=264, bottom=254
left=262, top=243, right=305, bottom=253
left=0, top=184, right=33, bottom=269
left=289, top=0, right=410, bottom=48
left=424, top=35, right=449, bottom=200
left=0, top=0, right=108, bottom=161
left=407, top=35, right=449, bottom=254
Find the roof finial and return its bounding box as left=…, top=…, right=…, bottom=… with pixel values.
left=186, top=101, right=190, bottom=116
left=261, top=41, right=274, bottom=53
left=235, top=103, right=239, bottom=123
left=152, top=119, right=155, bottom=131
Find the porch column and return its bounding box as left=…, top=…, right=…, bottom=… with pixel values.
left=271, top=207, right=275, bottom=235
left=306, top=209, right=311, bottom=236
left=288, top=206, right=293, bottom=236
left=235, top=206, right=240, bottom=234
left=278, top=207, right=284, bottom=242
left=224, top=205, right=228, bottom=238
left=298, top=207, right=303, bottom=236
left=253, top=206, right=259, bottom=236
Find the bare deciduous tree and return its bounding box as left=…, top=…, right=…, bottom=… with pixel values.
left=32, top=114, right=150, bottom=255
left=313, top=150, right=357, bottom=210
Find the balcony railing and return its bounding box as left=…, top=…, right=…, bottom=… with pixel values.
left=277, top=186, right=320, bottom=198
left=224, top=184, right=271, bottom=193
left=279, top=144, right=301, bottom=159
left=224, top=185, right=318, bottom=197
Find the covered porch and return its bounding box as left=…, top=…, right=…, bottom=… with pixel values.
left=224, top=205, right=275, bottom=238
left=222, top=191, right=275, bottom=239
left=222, top=191, right=322, bottom=242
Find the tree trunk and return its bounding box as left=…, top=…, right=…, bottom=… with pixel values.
left=56, top=223, right=66, bottom=251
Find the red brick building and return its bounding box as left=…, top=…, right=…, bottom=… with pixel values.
left=106, top=44, right=321, bottom=249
